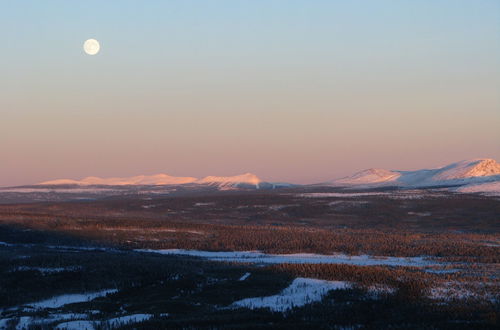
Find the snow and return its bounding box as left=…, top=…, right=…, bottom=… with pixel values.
left=428, top=281, right=497, bottom=301
left=115, top=228, right=204, bottom=235
left=428, top=283, right=475, bottom=300
left=268, top=204, right=299, bottom=210
left=40, top=174, right=198, bottom=186
left=25, top=289, right=117, bottom=309
left=334, top=168, right=401, bottom=185
left=456, top=181, right=500, bottom=196
left=230, top=278, right=350, bottom=312
left=239, top=272, right=251, bottom=281
left=0, top=314, right=88, bottom=330
left=433, top=158, right=500, bottom=180
left=54, top=314, right=154, bottom=329
left=136, top=249, right=441, bottom=267
left=1, top=310, right=155, bottom=329
left=14, top=317, right=32, bottom=330
left=0, top=318, right=12, bottom=328
left=55, top=320, right=95, bottom=330
left=329, top=158, right=500, bottom=190
left=7, top=313, right=89, bottom=330
left=301, top=192, right=447, bottom=200
left=3, top=313, right=153, bottom=329
left=196, top=173, right=262, bottom=188
left=300, top=192, right=389, bottom=198
left=9, top=158, right=500, bottom=192
left=366, top=284, right=397, bottom=297
left=37, top=172, right=264, bottom=188
left=47, top=313, right=88, bottom=321
left=12, top=266, right=81, bottom=274
left=105, top=314, right=153, bottom=326
left=425, top=269, right=459, bottom=274
left=194, top=202, right=215, bottom=206
left=407, top=211, right=431, bottom=216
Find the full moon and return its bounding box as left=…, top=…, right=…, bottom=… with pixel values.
left=83, top=39, right=100, bottom=55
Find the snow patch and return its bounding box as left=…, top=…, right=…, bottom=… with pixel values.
left=456, top=181, right=500, bottom=196
left=194, top=202, right=215, bottom=206
left=12, top=266, right=81, bottom=274
left=366, top=284, right=397, bottom=298
left=105, top=314, right=153, bottom=327
left=6, top=313, right=88, bottom=330
left=136, top=249, right=441, bottom=267
left=197, top=173, right=262, bottom=188
left=230, top=278, right=350, bottom=312
left=335, top=168, right=401, bottom=185
left=300, top=192, right=388, bottom=198
left=55, top=320, right=95, bottom=330
left=24, top=289, right=117, bottom=309
left=239, top=272, right=251, bottom=281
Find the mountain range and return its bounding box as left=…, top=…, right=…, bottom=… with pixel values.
left=36, top=158, right=500, bottom=194
left=40, top=173, right=277, bottom=189
left=331, top=158, right=500, bottom=188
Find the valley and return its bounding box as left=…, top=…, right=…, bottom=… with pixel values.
left=0, top=184, right=498, bottom=329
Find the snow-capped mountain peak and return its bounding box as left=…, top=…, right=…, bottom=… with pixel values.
left=196, top=173, right=263, bottom=188
left=335, top=168, right=401, bottom=185
left=431, top=158, right=500, bottom=181
left=40, top=174, right=198, bottom=186
left=39, top=172, right=265, bottom=189
left=331, top=158, right=500, bottom=189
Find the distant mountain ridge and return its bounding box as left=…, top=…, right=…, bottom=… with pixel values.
left=35, top=158, right=500, bottom=194
left=42, top=174, right=198, bottom=186
left=196, top=173, right=263, bottom=188
left=331, top=158, right=500, bottom=189
left=40, top=173, right=271, bottom=189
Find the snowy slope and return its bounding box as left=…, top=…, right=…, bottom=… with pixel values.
left=431, top=158, right=500, bottom=181
left=331, top=158, right=500, bottom=190
left=230, top=278, right=350, bottom=312
left=334, top=168, right=401, bottom=185
left=456, top=181, right=500, bottom=196
left=40, top=174, right=197, bottom=186
left=39, top=172, right=270, bottom=189
left=196, top=173, right=262, bottom=188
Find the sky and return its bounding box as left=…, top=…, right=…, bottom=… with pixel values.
left=1, top=0, right=499, bottom=186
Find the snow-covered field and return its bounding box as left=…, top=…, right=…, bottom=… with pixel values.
left=0, top=312, right=157, bottom=330
left=11, top=266, right=82, bottom=274
left=0, top=313, right=88, bottom=330
left=136, top=249, right=442, bottom=267
left=23, top=289, right=117, bottom=309
left=105, top=314, right=155, bottom=327
left=1, top=298, right=156, bottom=330
left=298, top=191, right=450, bottom=199
left=54, top=320, right=95, bottom=330
left=53, top=314, right=155, bottom=330
left=427, top=281, right=497, bottom=302
left=299, top=192, right=389, bottom=198
left=229, top=276, right=494, bottom=313
left=456, top=181, right=500, bottom=196
left=230, top=278, right=351, bottom=312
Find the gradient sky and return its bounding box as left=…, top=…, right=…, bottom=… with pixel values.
left=1, top=0, right=499, bottom=186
